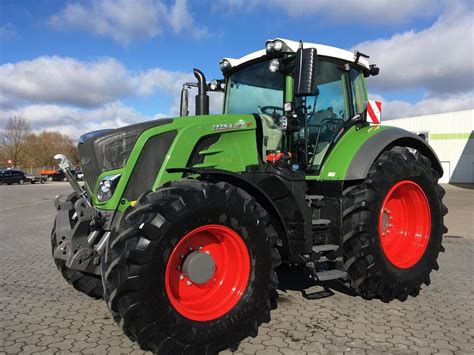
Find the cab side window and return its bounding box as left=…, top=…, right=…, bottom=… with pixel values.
left=350, top=69, right=367, bottom=114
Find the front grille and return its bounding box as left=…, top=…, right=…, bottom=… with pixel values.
left=78, top=118, right=173, bottom=193
left=123, top=131, right=177, bottom=201
left=79, top=139, right=102, bottom=192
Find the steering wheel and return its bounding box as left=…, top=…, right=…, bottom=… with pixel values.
left=320, top=118, right=343, bottom=129
left=259, top=106, right=284, bottom=116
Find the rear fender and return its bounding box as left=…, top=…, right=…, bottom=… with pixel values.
left=346, top=127, right=443, bottom=180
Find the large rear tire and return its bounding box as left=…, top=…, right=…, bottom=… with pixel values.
left=51, top=192, right=103, bottom=299
left=102, top=180, right=280, bottom=354
left=342, top=146, right=447, bottom=302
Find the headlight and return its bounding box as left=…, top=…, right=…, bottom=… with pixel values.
left=273, top=40, right=283, bottom=51
left=97, top=174, right=121, bottom=202
left=266, top=41, right=274, bottom=52
left=269, top=58, right=280, bottom=72
left=219, top=59, right=232, bottom=73
left=265, top=39, right=290, bottom=55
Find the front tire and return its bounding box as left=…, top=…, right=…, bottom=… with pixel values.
left=102, top=180, right=280, bottom=354
left=342, top=146, right=447, bottom=302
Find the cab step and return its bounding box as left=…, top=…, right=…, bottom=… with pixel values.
left=315, top=269, right=347, bottom=281
left=302, top=287, right=335, bottom=300
left=307, top=194, right=324, bottom=207
left=312, top=218, right=331, bottom=230
left=307, top=194, right=324, bottom=201
left=312, top=244, right=339, bottom=253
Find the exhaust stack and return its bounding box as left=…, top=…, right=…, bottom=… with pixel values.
left=193, top=68, right=209, bottom=115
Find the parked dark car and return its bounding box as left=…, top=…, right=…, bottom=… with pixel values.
left=0, top=169, right=27, bottom=185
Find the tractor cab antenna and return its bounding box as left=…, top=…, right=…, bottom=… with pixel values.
left=354, top=50, right=370, bottom=64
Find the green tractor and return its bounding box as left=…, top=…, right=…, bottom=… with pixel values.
left=51, top=38, right=447, bottom=353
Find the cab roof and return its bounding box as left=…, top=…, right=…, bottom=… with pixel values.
left=222, top=38, right=371, bottom=71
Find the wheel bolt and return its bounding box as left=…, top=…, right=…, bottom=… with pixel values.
left=189, top=247, right=193, bottom=251
left=180, top=275, right=184, bottom=280
left=180, top=254, right=185, bottom=259
left=186, top=280, right=192, bottom=286
left=199, top=246, right=203, bottom=250
left=176, top=265, right=181, bottom=270
left=205, top=250, right=210, bottom=255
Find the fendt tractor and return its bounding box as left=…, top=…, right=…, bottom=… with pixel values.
left=51, top=39, right=447, bottom=354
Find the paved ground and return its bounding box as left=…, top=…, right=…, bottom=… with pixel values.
left=0, top=182, right=473, bottom=354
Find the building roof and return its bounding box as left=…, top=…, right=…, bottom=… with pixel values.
left=222, top=38, right=371, bottom=70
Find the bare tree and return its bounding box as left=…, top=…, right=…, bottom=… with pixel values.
left=26, top=131, right=79, bottom=167
left=0, top=117, right=31, bottom=167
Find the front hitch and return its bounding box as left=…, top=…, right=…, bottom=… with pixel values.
left=54, top=153, right=90, bottom=204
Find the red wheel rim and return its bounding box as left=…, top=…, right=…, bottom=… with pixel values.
left=379, top=180, right=431, bottom=269
left=165, top=224, right=250, bottom=321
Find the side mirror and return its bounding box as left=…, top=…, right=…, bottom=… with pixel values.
left=180, top=87, right=189, bottom=117
left=294, top=47, right=317, bottom=97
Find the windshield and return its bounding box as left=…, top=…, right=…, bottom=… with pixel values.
left=225, top=61, right=284, bottom=114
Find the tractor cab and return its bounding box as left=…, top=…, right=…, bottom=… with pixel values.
left=219, top=38, right=379, bottom=172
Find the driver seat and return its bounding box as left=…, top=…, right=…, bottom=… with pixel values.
left=260, top=114, right=282, bottom=153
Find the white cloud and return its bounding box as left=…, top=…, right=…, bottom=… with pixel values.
left=0, top=101, right=154, bottom=138
left=167, top=0, right=208, bottom=39
left=0, top=54, right=221, bottom=139
left=354, top=2, right=474, bottom=96
left=371, top=92, right=474, bottom=120
left=134, top=68, right=194, bottom=96
left=49, top=0, right=207, bottom=44
left=0, top=56, right=194, bottom=108
left=215, top=0, right=440, bottom=24
left=0, top=56, right=132, bottom=107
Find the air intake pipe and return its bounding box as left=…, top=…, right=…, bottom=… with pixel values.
left=193, top=68, right=209, bottom=115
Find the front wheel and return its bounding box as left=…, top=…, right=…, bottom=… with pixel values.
left=102, top=180, right=280, bottom=353
left=342, top=146, right=447, bottom=302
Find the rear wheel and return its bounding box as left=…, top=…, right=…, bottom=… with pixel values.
left=102, top=180, right=280, bottom=353
left=342, top=146, right=447, bottom=302
left=18, top=179, right=25, bottom=185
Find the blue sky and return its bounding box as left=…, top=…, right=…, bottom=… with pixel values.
left=1, top=0, right=473, bottom=137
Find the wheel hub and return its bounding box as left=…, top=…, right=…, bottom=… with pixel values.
left=182, top=250, right=216, bottom=285
left=165, top=224, right=250, bottom=321
left=379, top=180, right=431, bottom=269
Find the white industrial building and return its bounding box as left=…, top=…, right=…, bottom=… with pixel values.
left=384, top=109, right=474, bottom=184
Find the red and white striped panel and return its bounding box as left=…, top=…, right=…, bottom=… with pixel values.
left=367, top=100, right=382, bottom=124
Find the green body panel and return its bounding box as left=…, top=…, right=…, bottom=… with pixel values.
left=93, top=114, right=259, bottom=212
left=285, top=75, right=293, bottom=103
left=308, top=124, right=390, bottom=181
